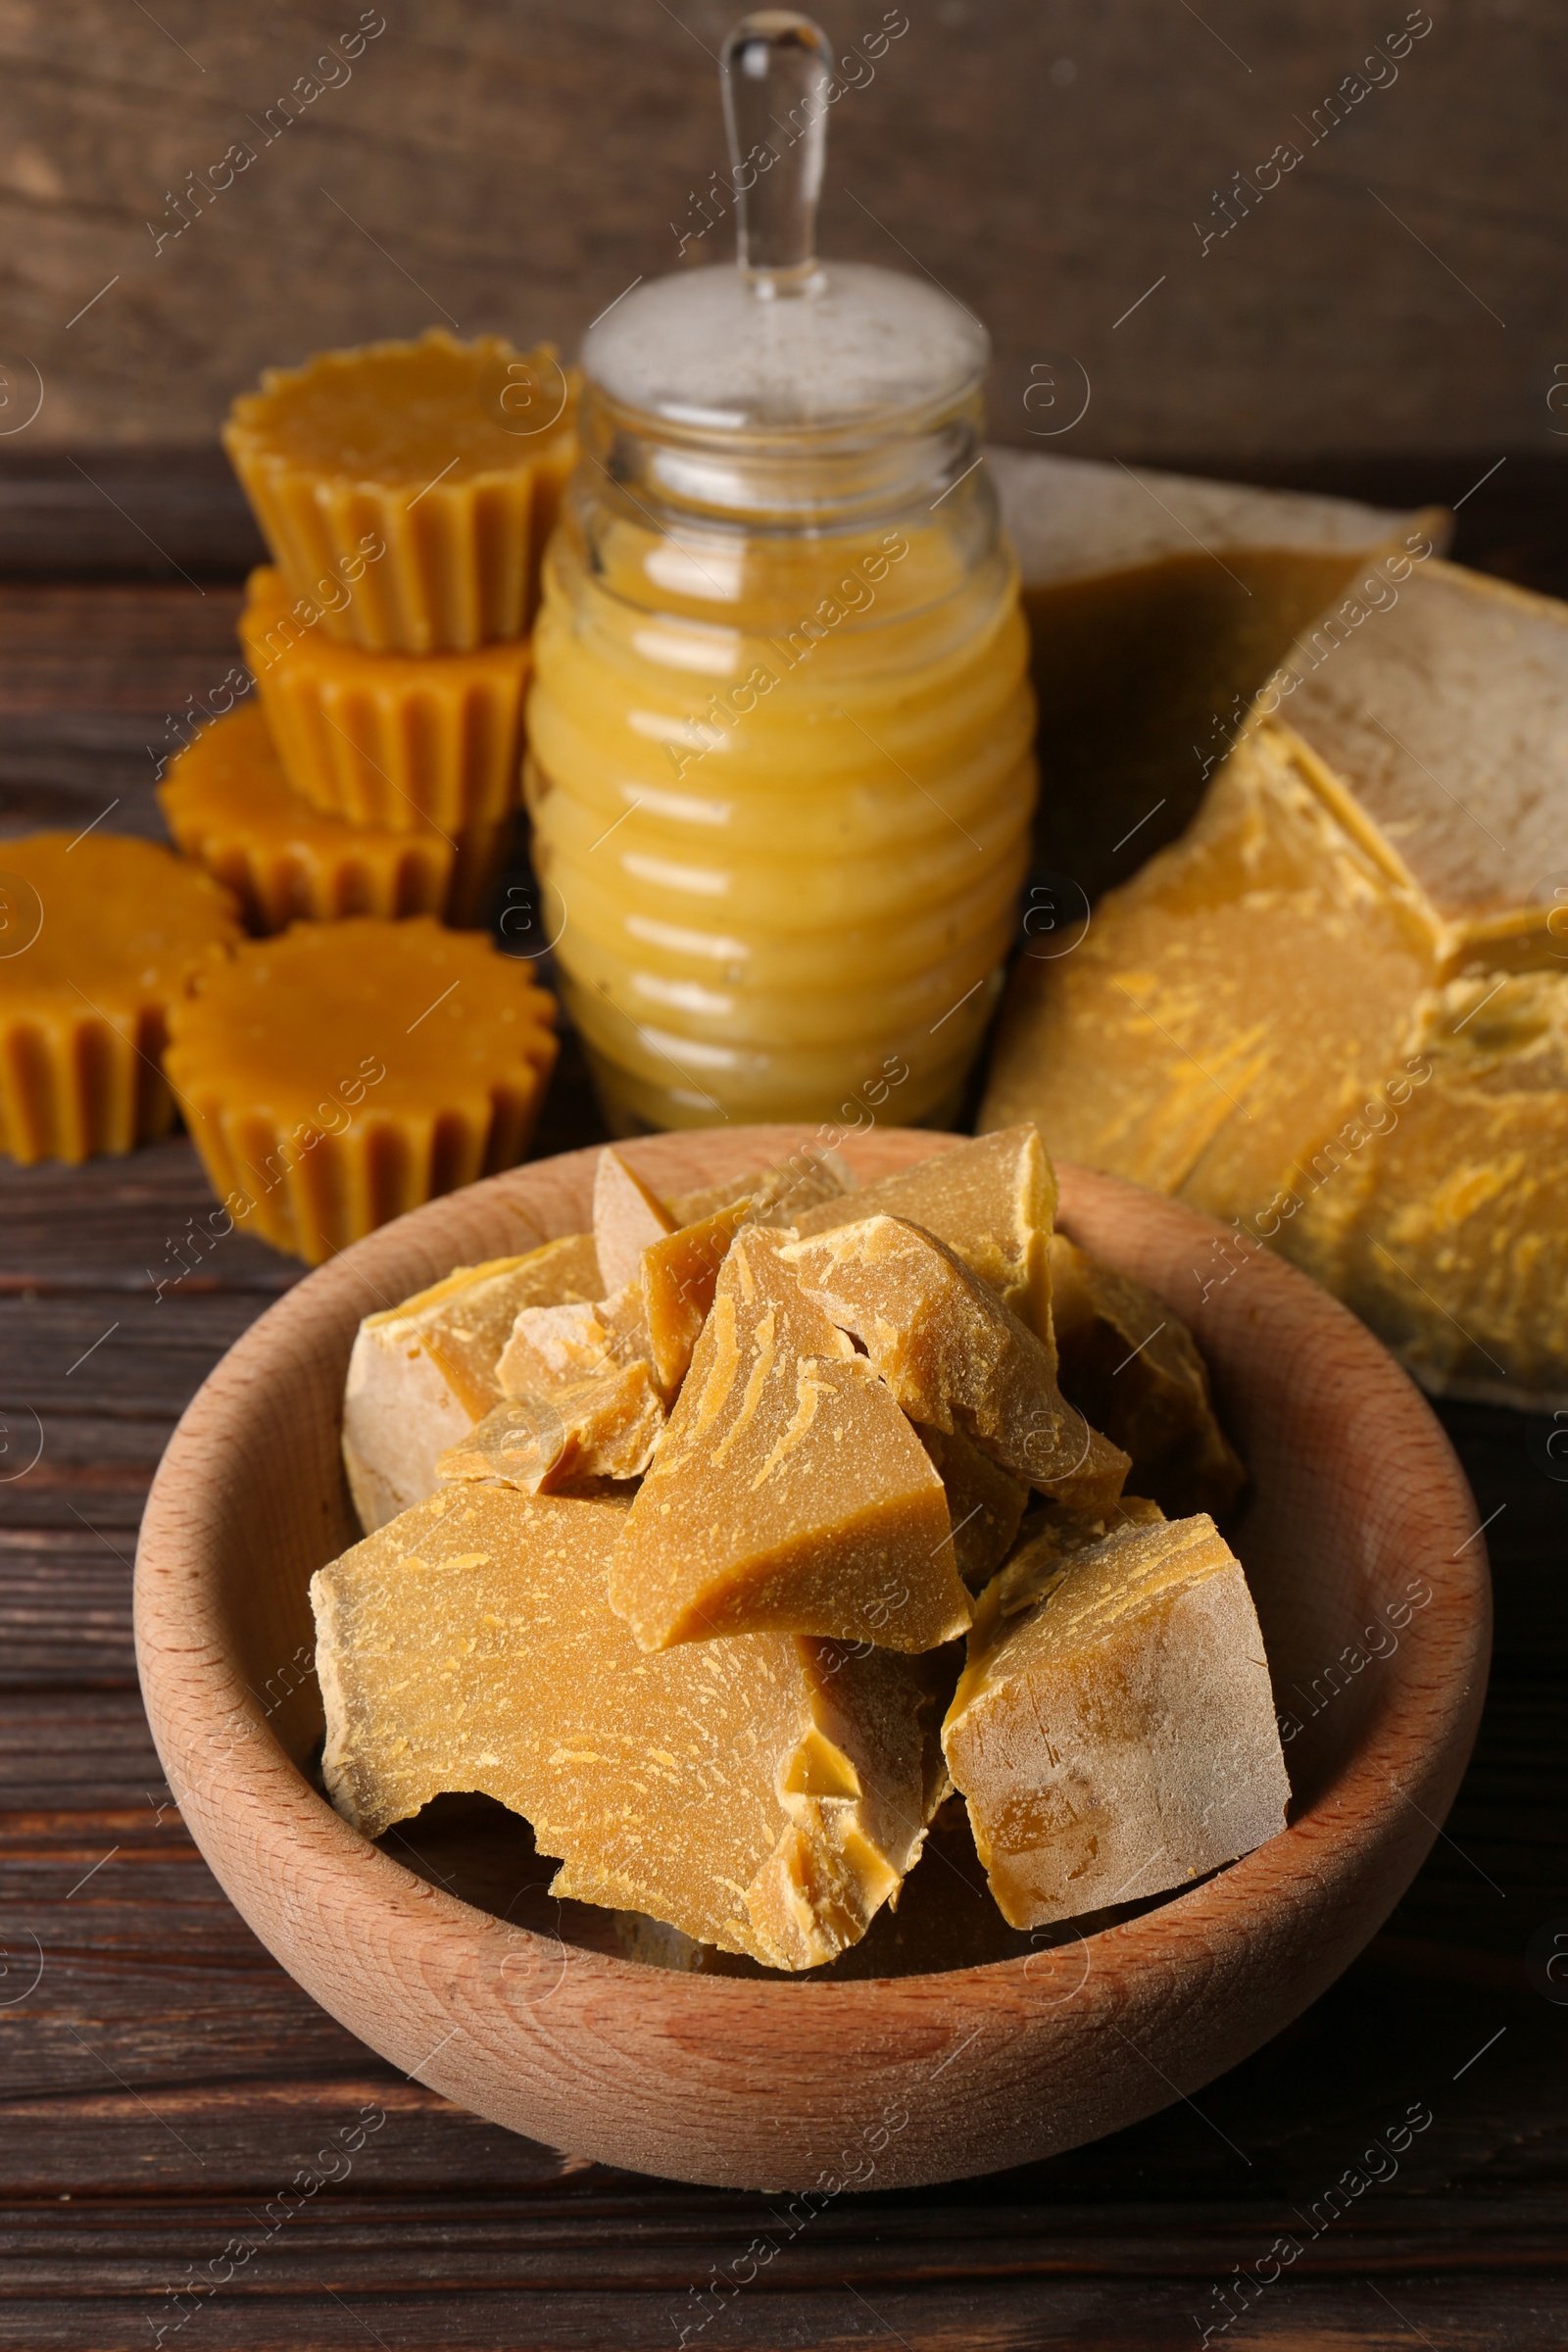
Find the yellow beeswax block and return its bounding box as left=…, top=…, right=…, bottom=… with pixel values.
left=0, top=832, right=239, bottom=1164
left=159, top=704, right=509, bottom=932
left=1284, top=970, right=1568, bottom=1404
left=992, top=1494, right=1166, bottom=1619
left=223, top=328, right=577, bottom=652
left=594, top=1147, right=677, bottom=1292
left=608, top=1227, right=971, bottom=1653
left=312, top=1485, right=946, bottom=1969
left=241, top=566, right=530, bottom=833
left=640, top=1195, right=755, bottom=1396
left=498, top=1191, right=750, bottom=1407
left=164, top=917, right=557, bottom=1264
left=1050, top=1236, right=1244, bottom=1519
left=916, top=1426, right=1030, bottom=1590
left=1275, top=564, right=1568, bottom=971
left=781, top=1217, right=1129, bottom=1512
left=984, top=722, right=1440, bottom=1206
left=496, top=1281, right=649, bottom=1400
left=342, top=1232, right=601, bottom=1532
left=983, top=561, right=1568, bottom=1401
left=436, top=1361, right=664, bottom=1492
left=991, top=445, right=1448, bottom=901
left=943, top=1512, right=1290, bottom=1928
left=665, top=1145, right=853, bottom=1230
left=793, top=1126, right=1056, bottom=1343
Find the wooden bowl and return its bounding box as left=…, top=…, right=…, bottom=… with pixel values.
left=134, top=1127, right=1491, bottom=2191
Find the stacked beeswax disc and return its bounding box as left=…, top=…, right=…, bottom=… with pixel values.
left=167, top=328, right=577, bottom=934
left=144, top=329, right=575, bottom=1249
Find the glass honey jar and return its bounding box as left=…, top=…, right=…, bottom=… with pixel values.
left=526, top=9, right=1036, bottom=1131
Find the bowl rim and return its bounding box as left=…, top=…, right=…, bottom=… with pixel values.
left=133, top=1126, right=1493, bottom=2185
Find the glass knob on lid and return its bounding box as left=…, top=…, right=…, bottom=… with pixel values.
left=581, top=9, right=989, bottom=434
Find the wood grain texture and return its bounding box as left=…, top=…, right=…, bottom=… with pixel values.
left=0, top=1, right=1564, bottom=462
left=3, top=537, right=1567, bottom=2342
left=132, top=1127, right=1490, bottom=2191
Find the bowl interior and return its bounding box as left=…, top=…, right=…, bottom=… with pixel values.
left=168, top=1124, right=1476, bottom=1982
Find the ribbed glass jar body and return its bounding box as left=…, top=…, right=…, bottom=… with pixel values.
left=526, top=380, right=1035, bottom=1131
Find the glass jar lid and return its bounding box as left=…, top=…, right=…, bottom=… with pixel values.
left=581, top=11, right=989, bottom=435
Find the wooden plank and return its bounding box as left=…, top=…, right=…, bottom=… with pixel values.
left=0, top=1531, right=135, bottom=1690
left=0, top=454, right=261, bottom=580
left=0, top=3, right=1564, bottom=468
left=0, top=532, right=1564, bottom=2341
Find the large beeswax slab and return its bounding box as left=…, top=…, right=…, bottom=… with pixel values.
left=1277, top=561, right=1568, bottom=962
left=1285, top=970, right=1568, bottom=1404
left=608, top=1227, right=970, bottom=1654
left=342, top=1232, right=601, bottom=1531
left=1050, top=1236, right=1244, bottom=1519
left=991, top=445, right=1447, bottom=901
left=984, top=721, right=1441, bottom=1208
left=944, top=1512, right=1290, bottom=1928
left=983, top=559, right=1568, bottom=1400
left=312, top=1486, right=944, bottom=1970
left=781, top=1216, right=1129, bottom=1512
left=793, top=1126, right=1056, bottom=1342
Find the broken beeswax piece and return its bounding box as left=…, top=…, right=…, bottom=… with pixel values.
left=781, top=1216, right=1129, bottom=1512
left=640, top=1195, right=755, bottom=1395
left=496, top=1280, right=650, bottom=1400
left=608, top=1227, right=971, bottom=1653
left=341, top=1231, right=601, bottom=1533
left=1050, top=1235, right=1244, bottom=1520
left=792, top=1127, right=1056, bottom=1343
left=594, top=1147, right=676, bottom=1293
left=436, top=1360, right=664, bottom=1492
left=993, top=1494, right=1166, bottom=1619
left=500, top=1194, right=750, bottom=1406
left=916, top=1426, right=1030, bottom=1590
left=312, top=1485, right=944, bottom=1969
left=944, top=1511, right=1290, bottom=1928
left=665, top=1144, right=853, bottom=1231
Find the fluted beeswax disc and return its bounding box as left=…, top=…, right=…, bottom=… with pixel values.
left=0, top=831, right=239, bottom=1163
left=223, top=328, right=576, bottom=653
left=164, top=916, right=557, bottom=1262
left=241, top=566, right=530, bottom=833
left=159, top=704, right=510, bottom=932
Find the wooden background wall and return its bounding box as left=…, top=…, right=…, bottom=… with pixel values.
left=0, top=0, right=1563, bottom=466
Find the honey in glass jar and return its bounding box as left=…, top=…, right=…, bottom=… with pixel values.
left=527, top=10, right=1036, bottom=1131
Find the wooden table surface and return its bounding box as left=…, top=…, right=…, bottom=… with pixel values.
left=1, top=457, right=1565, bottom=2349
